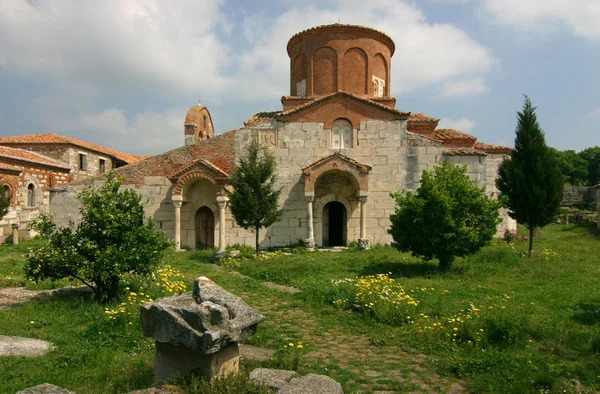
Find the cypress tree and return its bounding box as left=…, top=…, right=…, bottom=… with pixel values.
left=227, top=138, right=283, bottom=255
left=496, top=96, right=564, bottom=256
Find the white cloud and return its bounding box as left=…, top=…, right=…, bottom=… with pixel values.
left=437, top=117, right=477, bottom=132
left=436, top=77, right=488, bottom=98
left=0, top=0, right=232, bottom=95
left=482, top=0, right=600, bottom=41
left=584, top=107, right=600, bottom=118
left=233, top=0, right=494, bottom=99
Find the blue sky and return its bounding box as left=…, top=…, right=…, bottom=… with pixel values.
left=0, top=0, right=599, bottom=155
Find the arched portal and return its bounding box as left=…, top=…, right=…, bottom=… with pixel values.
left=323, top=201, right=347, bottom=246
left=195, top=206, right=214, bottom=249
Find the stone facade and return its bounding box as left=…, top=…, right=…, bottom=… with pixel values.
left=0, top=148, right=71, bottom=242
left=49, top=24, right=516, bottom=250
left=6, top=144, right=117, bottom=181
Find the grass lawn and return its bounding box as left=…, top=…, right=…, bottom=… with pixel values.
left=0, top=224, right=599, bottom=393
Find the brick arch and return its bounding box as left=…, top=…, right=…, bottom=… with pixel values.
left=172, top=170, right=219, bottom=197
left=313, top=46, right=337, bottom=95
left=302, top=153, right=371, bottom=194
left=0, top=177, right=17, bottom=205
left=343, top=47, right=368, bottom=95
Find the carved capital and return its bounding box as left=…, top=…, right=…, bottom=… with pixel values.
left=358, top=196, right=368, bottom=204
left=172, top=195, right=183, bottom=209
left=305, top=192, right=315, bottom=203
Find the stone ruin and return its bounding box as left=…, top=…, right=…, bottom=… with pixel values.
left=140, top=276, right=265, bottom=383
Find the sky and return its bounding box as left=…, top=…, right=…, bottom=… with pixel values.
left=0, top=0, right=599, bottom=155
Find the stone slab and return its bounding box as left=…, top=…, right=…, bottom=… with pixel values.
left=250, top=368, right=296, bottom=391
left=277, top=373, right=343, bottom=394
left=16, top=384, right=76, bottom=394
left=0, top=335, right=54, bottom=357
left=239, top=344, right=275, bottom=362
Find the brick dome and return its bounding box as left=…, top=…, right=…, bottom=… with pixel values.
left=184, top=105, right=214, bottom=145
left=287, top=24, right=394, bottom=98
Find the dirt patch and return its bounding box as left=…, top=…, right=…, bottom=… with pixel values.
left=261, top=282, right=302, bottom=293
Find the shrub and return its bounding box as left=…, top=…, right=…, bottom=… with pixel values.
left=389, top=160, right=503, bottom=270
left=24, top=173, right=172, bottom=302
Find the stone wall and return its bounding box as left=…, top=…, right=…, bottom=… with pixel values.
left=48, top=120, right=513, bottom=249
left=1, top=166, right=70, bottom=243
left=562, top=186, right=596, bottom=210
left=7, top=144, right=117, bottom=181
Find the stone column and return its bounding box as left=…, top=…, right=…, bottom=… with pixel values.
left=11, top=223, right=19, bottom=246
left=358, top=191, right=369, bottom=250
left=216, top=196, right=229, bottom=253
left=305, top=192, right=315, bottom=248
left=172, top=195, right=183, bottom=251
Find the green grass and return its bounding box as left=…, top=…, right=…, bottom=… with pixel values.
left=1, top=224, right=599, bottom=393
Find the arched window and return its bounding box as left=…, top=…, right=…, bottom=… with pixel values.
left=331, top=118, right=353, bottom=149
left=27, top=183, right=35, bottom=207
left=2, top=185, right=10, bottom=201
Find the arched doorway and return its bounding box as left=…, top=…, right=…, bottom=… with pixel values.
left=323, top=201, right=347, bottom=246
left=195, top=206, right=214, bottom=249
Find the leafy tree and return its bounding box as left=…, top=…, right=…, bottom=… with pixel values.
left=579, top=146, right=600, bottom=186
left=0, top=185, right=10, bottom=221
left=227, top=139, right=283, bottom=255
left=389, top=160, right=503, bottom=270
left=496, top=96, right=564, bottom=257
left=24, top=173, right=171, bottom=302
left=550, top=148, right=588, bottom=186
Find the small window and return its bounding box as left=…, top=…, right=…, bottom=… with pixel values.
left=2, top=185, right=10, bottom=201
left=79, top=154, right=87, bottom=171
left=331, top=118, right=353, bottom=149
left=99, top=159, right=106, bottom=173
left=27, top=183, right=35, bottom=207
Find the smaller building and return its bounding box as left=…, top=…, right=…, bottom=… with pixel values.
left=0, top=146, right=72, bottom=242
left=0, top=133, right=147, bottom=181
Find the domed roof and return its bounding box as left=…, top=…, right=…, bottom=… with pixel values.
left=184, top=105, right=209, bottom=125
left=287, top=23, right=395, bottom=56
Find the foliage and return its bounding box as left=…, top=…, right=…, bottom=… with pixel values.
left=550, top=148, right=588, bottom=186
left=227, top=139, right=283, bottom=255
left=3, top=224, right=600, bottom=393
left=0, top=183, right=10, bottom=221
left=496, top=96, right=564, bottom=256
left=352, top=273, right=419, bottom=325
left=580, top=146, right=600, bottom=186
left=24, top=173, right=172, bottom=302
left=27, top=213, right=56, bottom=239
left=389, top=159, right=503, bottom=269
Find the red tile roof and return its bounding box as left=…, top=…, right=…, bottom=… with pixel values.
left=474, top=142, right=512, bottom=155
left=442, top=147, right=487, bottom=156
left=0, top=146, right=71, bottom=170
left=276, top=91, right=410, bottom=119
left=244, top=111, right=282, bottom=127
left=0, top=162, right=22, bottom=173
left=433, top=129, right=477, bottom=143
left=0, top=133, right=145, bottom=164
left=287, top=24, right=395, bottom=56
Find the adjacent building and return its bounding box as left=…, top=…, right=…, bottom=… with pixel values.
left=0, top=133, right=145, bottom=242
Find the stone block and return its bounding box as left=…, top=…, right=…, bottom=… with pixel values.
left=154, top=341, right=239, bottom=384
left=250, top=368, right=296, bottom=391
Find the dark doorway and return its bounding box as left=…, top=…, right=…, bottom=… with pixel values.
left=195, top=206, right=214, bottom=249
left=323, top=201, right=347, bottom=246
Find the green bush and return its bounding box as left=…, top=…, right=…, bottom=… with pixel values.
left=389, top=160, right=503, bottom=270
left=24, top=173, right=172, bottom=302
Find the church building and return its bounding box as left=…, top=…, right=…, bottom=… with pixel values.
left=50, top=24, right=516, bottom=250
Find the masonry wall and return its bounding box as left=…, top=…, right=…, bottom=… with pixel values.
left=1, top=166, right=70, bottom=243
left=230, top=119, right=441, bottom=247
left=5, top=144, right=117, bottom=181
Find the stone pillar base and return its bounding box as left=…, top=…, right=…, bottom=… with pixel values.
left=358, top=238, right=370, bottom=250
left=154, top=341, right=240, bottom=384
left=304, top=238, right=315, bottom=250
